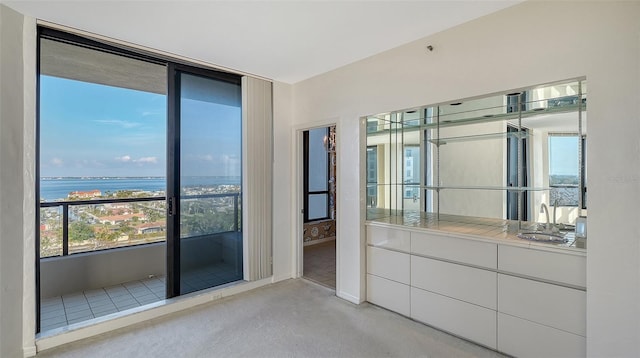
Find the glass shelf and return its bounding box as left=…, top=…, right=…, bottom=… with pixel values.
left=369, top=99, right=586, bottom=131
left=422, top=185, right=551, bottom=191
left=427, top=131, right=530, bottom=146
left=430, top=103, right=584, bottom=130
left=369, top=184, right=551, bottom=192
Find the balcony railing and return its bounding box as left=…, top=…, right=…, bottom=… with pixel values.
left=39, top=193, right=241, bottom=258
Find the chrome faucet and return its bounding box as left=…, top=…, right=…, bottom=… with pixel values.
left=552, top=199, right=558, bottom=225
left=540, top=203, right=550, bottom=231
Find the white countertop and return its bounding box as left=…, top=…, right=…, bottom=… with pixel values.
left=366, top=211, right=586, bottom=256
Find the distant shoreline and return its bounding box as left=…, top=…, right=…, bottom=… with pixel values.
left=41, top=176, right=240, bottom=180
left=41, top=176, right=165, bottom=180
left=39, top=177, right=240, bottom=202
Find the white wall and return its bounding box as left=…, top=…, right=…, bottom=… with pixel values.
left=0, top=4, right=37, bottom=357
left=292, top=1, right=640, bottom=356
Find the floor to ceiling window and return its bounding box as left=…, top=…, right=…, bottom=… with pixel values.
left=37, top=28, right=245, bottom=332
left=168, top=66, right=244, bottom=296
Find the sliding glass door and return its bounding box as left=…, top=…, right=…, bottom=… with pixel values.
left=167, top=65, right=244, bottom=297
left=36, top=28, right=265, bottom=334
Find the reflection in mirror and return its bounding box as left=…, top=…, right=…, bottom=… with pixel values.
left=365, top=78, right=586, bottom=228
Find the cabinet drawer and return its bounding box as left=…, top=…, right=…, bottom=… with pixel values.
left=411, top=231, right=497, bottom=269
left=498, top=274, right=586, bottom=336
left=498, top=312, right=585, bottom=358
left=411, top=287, right=496, bottom=349
left=498, top=245, right=586, bottom=288
left=366, top=226, right=411, bottom=252
left=411, top=256, right=496, bottom=309
left=367, top=246, right=410, bottom=284
left=367, top=274, right=410, bottom=316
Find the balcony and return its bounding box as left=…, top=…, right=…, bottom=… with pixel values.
left=40, top=196, right=168, bottom=258
left=38, top=193, right=242, bottom=332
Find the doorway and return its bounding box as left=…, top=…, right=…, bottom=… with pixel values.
left=301, top=126, right=337, bottom=289
left=166, top=64, right=244, bottom=297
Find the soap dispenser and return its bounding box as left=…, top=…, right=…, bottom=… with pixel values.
left=575, top=216, right=587, bottom=239
left=575, top=216, right=587, bottom=248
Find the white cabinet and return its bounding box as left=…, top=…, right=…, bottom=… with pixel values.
left=498, top=274, right=586, bottom=336
left=408, top=230, right=497, bottom=349
left=498, top=313, right=586, bottom=358
left=409, top=253, right=497, bottom=350
left=496, top=246, right=586, bottom=357
left=366, top=242, right=410, bottom=317
left=367, top=225, right=411, bottom=253
left=411, top=255, right=496, bottom=309
left=365, top=224, right=586, bottom=357
left=367, top=274, right=410, bottom=316
left=411, top=231, right=497, bottom=269
left=367, top=246, right=410, bottom=285
left=498, top=244, right=586, bottom=288
left=411, top=287, right=497, bottom=349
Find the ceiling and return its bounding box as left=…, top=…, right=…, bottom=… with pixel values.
left=4, top=0, right=524, bottom=84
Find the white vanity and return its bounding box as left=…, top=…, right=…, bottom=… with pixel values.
left=366, top=223, right=586, bottom=357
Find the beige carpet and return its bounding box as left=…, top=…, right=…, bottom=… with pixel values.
left=36, top=279, right=505, bottom=358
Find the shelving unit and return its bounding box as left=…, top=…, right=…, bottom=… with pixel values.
left=364, top=78, right=587, bottom=226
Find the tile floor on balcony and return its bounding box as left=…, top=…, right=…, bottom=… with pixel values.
left=303, top=239, right=336, bottom=289
left=40, top=262, right=244, bottom=333
left=39, top=276, right=166, bottom=332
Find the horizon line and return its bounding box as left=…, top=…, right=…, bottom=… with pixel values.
left=41, top=175, right=241, bottom=179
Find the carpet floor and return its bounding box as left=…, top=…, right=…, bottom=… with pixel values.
left=36, top=279, right=505, bottom=358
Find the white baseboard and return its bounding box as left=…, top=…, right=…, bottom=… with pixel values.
left=337, top=290, right=363, bottom=304
left=23, top=345, right=37, bottom=357
left=272, top=273, right=293, bottom=283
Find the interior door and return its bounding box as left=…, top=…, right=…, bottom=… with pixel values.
left=167, top=64, right=244, bottom=297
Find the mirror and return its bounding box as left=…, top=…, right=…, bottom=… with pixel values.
left=365, top=79, right=587, bottom=227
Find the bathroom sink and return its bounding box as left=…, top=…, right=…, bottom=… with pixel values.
left=517, top=231, right=568, bottom=243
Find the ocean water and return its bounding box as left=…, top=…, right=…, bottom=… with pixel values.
left=40, top=177, right=240, bottom=202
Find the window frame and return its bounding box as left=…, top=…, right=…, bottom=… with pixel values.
left=547, top=132, right=583, bottom=208
left=36, top=25, right=248, bottom=331
left=303, top=128, right=331, bottom=223
left=506, top=124, right=530, bottom=221
left=366, top=145, right=378, bottom=208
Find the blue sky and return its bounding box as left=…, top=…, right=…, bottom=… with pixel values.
left=549, top=136, right=579, bottom=176
left=181, top=98, right=242, bottom=178
left=40, top=75, right=241, bottom=178
left=40, top=75, right=166, bottom=177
